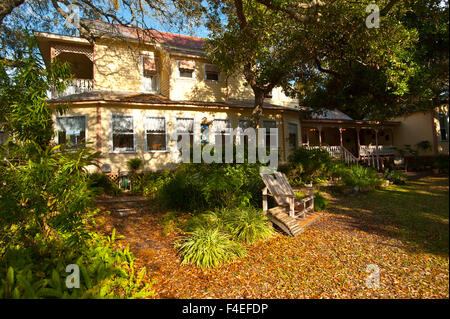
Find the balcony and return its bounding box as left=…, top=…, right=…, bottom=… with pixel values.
left=52, top=78, right=94, bottom=98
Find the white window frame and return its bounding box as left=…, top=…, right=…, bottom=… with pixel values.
left=288, top=122, right=299, bottom=149
left=144, top=116, right=169, bottom=152
left=175, top=117, right=195, bottom=147
left=212, top=118, right=231, bottom=145
left=204, top=63, right=220, bottom=82
left=176, top=60, right=196, bottom=80
left=110, top=113, right=136, bottom=153
left=261, top=119, right=278, bottom=150
left=140, top=53, right=160, bottom=93
left=54, top=114, right=88, bottom=148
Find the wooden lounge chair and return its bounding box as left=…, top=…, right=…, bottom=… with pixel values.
left=260, top=171, right=314, bottom=218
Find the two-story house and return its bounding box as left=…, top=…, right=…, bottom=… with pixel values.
left=34, top=21, right=302, bottom=174
left=32, top=20, right=448, bottom=176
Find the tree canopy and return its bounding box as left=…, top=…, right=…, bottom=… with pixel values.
left=204, top=0, right=449, bottom=121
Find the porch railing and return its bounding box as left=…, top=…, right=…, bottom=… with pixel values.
left=305, top=145, right=342, bottom=158
left=52, top=78, right=94, bottom=98
left=359, top=145, right=395, bottom=157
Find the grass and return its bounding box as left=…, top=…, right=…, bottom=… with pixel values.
left=97, top=176, right=449, bottom=298
left=328, top=176, right=449, bottom=255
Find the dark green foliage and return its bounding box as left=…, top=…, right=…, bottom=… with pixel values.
left=433, top=154, right=449, bottom=172
left=87, top=173, right=122, bottom=196
left=158, top=163, right=264, bottom=211
left=127, top=158, right=143, bottom=172
left=313, top=192, right=329, bottom=212
left=0, top=231, right=154, bottom=298
left=340, top=165, right=384, bottom=190
left=384, top=169, right=407, bottom=183
left=130, top=171, right=174, bottom=198
left=286, top=147, right=333, bottom=185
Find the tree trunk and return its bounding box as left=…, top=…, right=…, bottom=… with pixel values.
left=251, top=89, right=265, bottom=128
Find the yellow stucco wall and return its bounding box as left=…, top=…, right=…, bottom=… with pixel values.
left=91, top=38, right=296, bottom=106
left=54, top=104, right=301, bottom=173
left=393, top=111, right=435, bottom=155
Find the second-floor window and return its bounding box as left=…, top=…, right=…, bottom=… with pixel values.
left=177, top=60, right=195, bottom=78
left=204, top=64, right=219, bottom=81
left=111, top=114, right=135, bottom=153
left=55, top=115, right=86, bottom=148
left=141, top=54, right=159, bottom=92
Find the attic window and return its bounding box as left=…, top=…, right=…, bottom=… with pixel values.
left=178, top=60, right=195, bottom=78
left=205, top=64, right=219, bottom=81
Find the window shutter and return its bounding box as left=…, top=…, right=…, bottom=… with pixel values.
left=143, top=55, right=158, bottom=77
left=178, top=60, right=195, bottom=71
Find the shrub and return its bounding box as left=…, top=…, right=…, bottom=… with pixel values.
left=0, top=231, right=154, bottom=298
left=158, top=163, right=264, bottom=211
left=384, top=169, right=406, bottom=183
left=131, top=171, right=173, bottom=197
left=87, top=172, right=121, bottom=196
left=176, top=226, right=246, bottom=269
left=433, top=154, right=449, bottom=172
left=341, top=165, right=383, bottom=189
left=127, top=158, right=143, bottom=172
left=313, top=192, right=329, bottom=211
left=286, top=147, right=333, bottom=185
left=211, top=207, right=273, bottom=243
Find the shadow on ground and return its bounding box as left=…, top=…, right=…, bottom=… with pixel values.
left=324, top=176, right=449, bottom=256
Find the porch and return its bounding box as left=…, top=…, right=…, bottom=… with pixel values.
left=301, top=119, right=401, bottom=170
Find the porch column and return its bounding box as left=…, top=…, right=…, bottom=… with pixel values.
left=339, top=127, right=343, bottom=148
left=306, top=129, right=310, bottom=146
left=318, top=126, right=322, bottom=146
left=356, top=127, right=361, bottom=160
left=375, top=128, right=380, bottom=170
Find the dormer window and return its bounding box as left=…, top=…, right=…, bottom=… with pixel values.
left=205, top=64, right=219, bottom=81
left=141, top=53, right=159, bottom=92
left=178, top=60, right=195, bottom=78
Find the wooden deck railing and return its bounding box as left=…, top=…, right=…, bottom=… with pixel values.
left=52, top=78, right=94, bottom=98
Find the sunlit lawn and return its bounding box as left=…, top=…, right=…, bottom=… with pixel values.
left=99, top=176, right=449, bottom=298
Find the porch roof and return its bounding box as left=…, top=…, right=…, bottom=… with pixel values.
left=47, top=90, right=301, bottom=113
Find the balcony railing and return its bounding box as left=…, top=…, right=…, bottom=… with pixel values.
left=52, top=78, right=94, bottom=98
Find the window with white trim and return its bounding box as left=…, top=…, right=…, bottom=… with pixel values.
left=177, top=60, right=195, bottom=78
left=262, top=119, right=277, bottom=150
left=204, top=64, right=220, bottom=81
left=145, top=117, right=167, bottom=151
left=237, top=119, right=251, bottom=146
left=141, top=54, right=159, bottom=92
left=111, top=114, right=135, bottom=152
left=213, top=119, right=231, bottom=146
left=175, top=117, right=194, bottom=148
left=439, top=113, right=449, bottom=141
left=55, top=115, right=86, bottom=148
left=288, top=123, right=298, bottom=149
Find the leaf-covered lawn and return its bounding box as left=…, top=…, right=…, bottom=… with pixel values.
left=97, top=176, right=449, bottom=299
